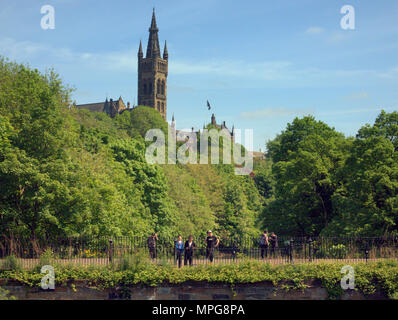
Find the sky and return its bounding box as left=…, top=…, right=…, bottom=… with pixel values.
left=0, top=0, right=397, bottom=151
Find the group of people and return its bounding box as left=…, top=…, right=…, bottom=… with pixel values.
left=174, top=231, right=220, bottom=268
left=259, top=230, right=278, bottom=259
left=147, top=231, right=219, bottom=268
left=147, top=230, right=278, bottom=267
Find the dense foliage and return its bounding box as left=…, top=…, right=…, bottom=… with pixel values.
left=0, top=58, right=261, bottom=240
left=259, top=112, right=398, bottom=237
left=1, top=57, right=397, bottom=240
left=1, top=259, right=398, bottom=299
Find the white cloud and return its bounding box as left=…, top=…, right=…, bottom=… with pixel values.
left=170, top=60, right=292, bottom=80
left=1, top=37, right=396, bottom=90
left=345, top=91, right=370, bottom=100
left=305, top=27, right=324, bottom=34
left=240, top=107, right=315, bottom=119
left=0, top=38, right=47, bottom=59
left=0, top=37, right=137, bottom=73
left=377, top=66, right=398, bottom=79
left=318, top=106, right=397, bottom=116
left=326, top=32, right=352, bottom=44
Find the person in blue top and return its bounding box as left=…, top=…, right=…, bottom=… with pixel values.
left=175, top=235, right=184, bottom=268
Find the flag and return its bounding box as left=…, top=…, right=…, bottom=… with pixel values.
left=207, top=100, right=211, bottom=110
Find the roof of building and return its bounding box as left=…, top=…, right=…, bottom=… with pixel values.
left=75, top=102, right=105, bottom=113
left=248, top=151, right=266, bottom=158
left=75, top=98, right=127, bottom=117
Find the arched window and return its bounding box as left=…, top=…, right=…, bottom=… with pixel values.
left=161, top=102, right=164, bottom=113
left=157, top=79, right=160, bottom=94
left=149, top=83, right=152, bottom=94
left=157, top=101, right=160, bottom=111
left=161, top=80, right=165, bottom=95
left=143, top=84, right=147, bottom=94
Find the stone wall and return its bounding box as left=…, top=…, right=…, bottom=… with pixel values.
left=0, top=279, right=388, bottom=300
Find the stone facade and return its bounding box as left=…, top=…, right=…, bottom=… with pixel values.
left=171, top=113, right=235, bottom=144
left=75, top=97, right=130, bottom=118
left=0, top=280, right=389, bottom=300
left=138, top=9, right=168, bottom=120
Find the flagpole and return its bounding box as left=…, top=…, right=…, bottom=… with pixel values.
left=206, top=100, right=212, bottom=128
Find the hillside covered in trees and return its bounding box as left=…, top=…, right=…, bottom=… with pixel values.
left=0, top=58, right=261, bottom=240
left=0, top=58, right=397, bottom=240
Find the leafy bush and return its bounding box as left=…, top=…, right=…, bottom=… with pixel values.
left=1, top=260, right=398, bottom=299
left=327, top=244, right=347, bottom=259
left=316, top=244, right=347, bottom=259
left=0, top=255, right=22, bottom=272
left=115, top=249, right=149, bottom=272
left=0, top=287, right=16, bottom=300
left=35, top=249, right=55, bottom=271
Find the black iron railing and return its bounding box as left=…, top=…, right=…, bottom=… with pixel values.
left=0, top=236, right=397, bottom=269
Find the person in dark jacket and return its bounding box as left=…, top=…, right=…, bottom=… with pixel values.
left=175, top=235, right=184, bottom=268
left=184, top=235, right=196, bottom=266
left=205, top=230, right=219, bottom=263
left=269, top=232, right=278, bottom=257
left=147, top=233, right=158, bottom=259
left=259, top=230, right=269, bottom=259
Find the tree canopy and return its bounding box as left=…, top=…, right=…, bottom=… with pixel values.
left=0, top=58, right=261, bottom=240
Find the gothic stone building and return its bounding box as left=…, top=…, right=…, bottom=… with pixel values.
left=74, top=9, right=235, bottom=144
left=138, top=9, right=168, bottom=120
left=75, top=97, right=129, bottom=118
left=75, top=9, right=168, bottom=119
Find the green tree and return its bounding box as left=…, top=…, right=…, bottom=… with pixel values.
left=263, top=116, right=350, bottom=236
left=324, top=111, right=398, bottom=236
left=116, top=106, right=168, bottom=140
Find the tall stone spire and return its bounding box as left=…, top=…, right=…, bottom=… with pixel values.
left=163, top=40, right=168, bottom=60
left=146, top=8, right=160, bottom=58
left=150, top=7, right=157, bottom=29
left=138, top=40, right=143, bottom=59
left=138, top=9, right=168, bottom=120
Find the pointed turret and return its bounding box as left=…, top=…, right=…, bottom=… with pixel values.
left=211, top=113, right=216, bottom=126
left=150, top=8, right=158, bottom=30
left=163, top=40, right=168, bottom=60
left=171, top=113, right=176, bottom=132
left=146, top=8, right=160, bottom=58
left=138, top=40, right=143, bottom=60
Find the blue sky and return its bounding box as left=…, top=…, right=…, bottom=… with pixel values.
left=0, top=0, right=397, bottom=151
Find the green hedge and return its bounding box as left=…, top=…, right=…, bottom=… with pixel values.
left=1, top=260, right=398, bottom=299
